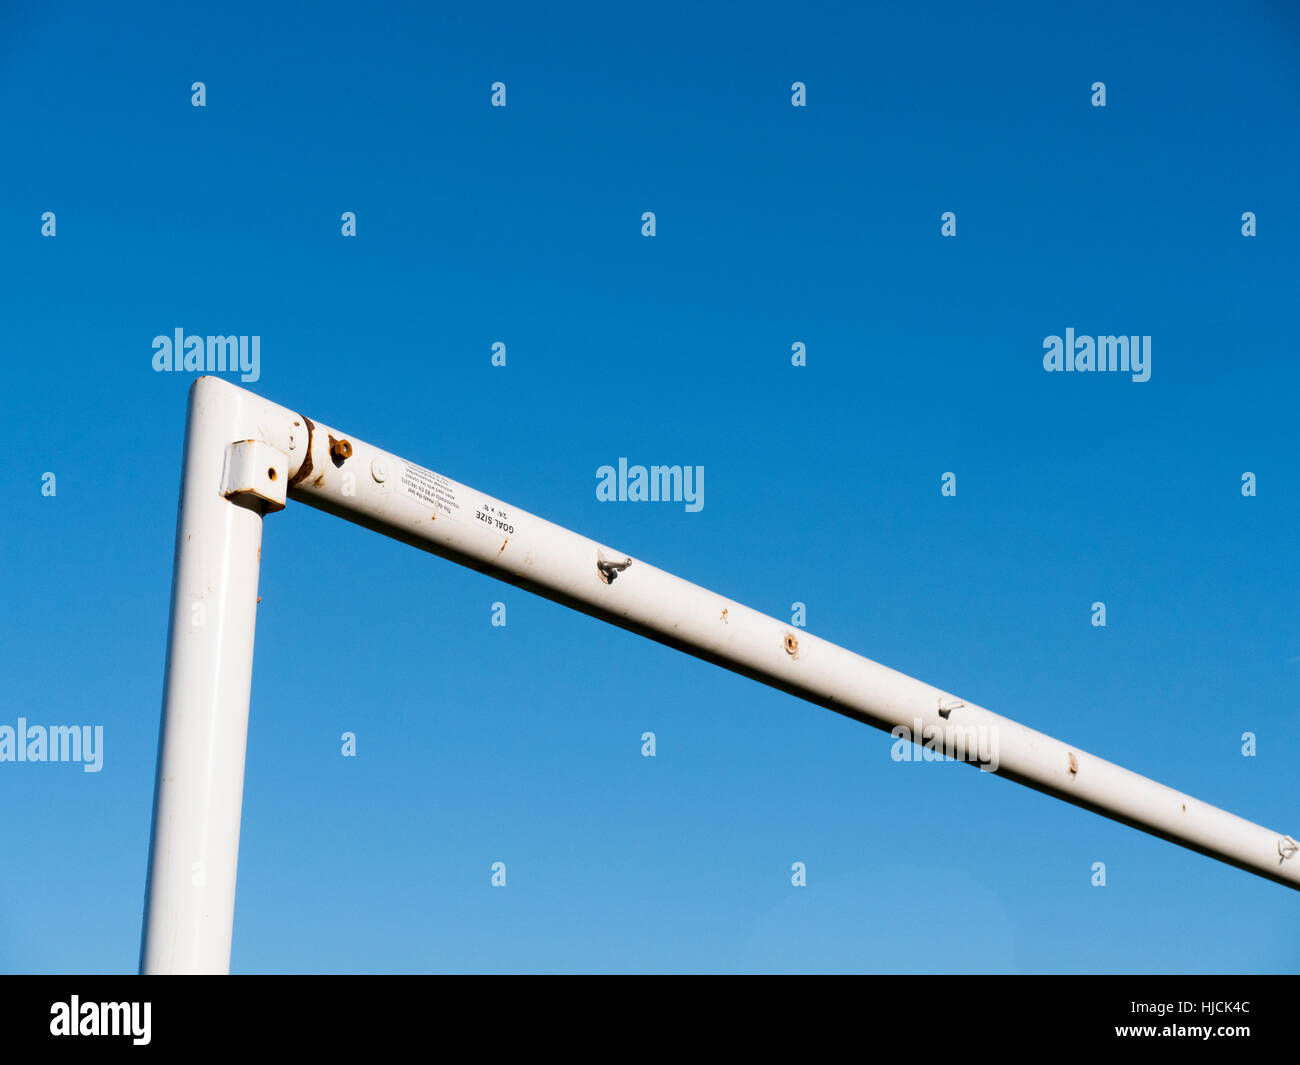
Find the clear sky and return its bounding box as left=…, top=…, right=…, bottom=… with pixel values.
left=2, top=1, right=1298, bottom=973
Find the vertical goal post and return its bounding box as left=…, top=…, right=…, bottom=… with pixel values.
left=140, top=376, right=1300, bottom=974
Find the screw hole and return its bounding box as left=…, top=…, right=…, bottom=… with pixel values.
left=267, top=467, right=278, bottom=481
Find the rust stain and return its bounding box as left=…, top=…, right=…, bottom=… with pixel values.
left=287, top=416, right=316, bottom=487
left=720, top=608, right=728, bottom=623
left=784, top=632, right=799, bottom=658
left=313, top=473, right=325, bottom=487
left=256, top=596, right=262, bottom=604
left=1068, top=752, right=1078, bottom=776
left=497, top=538, right=509, bottom=557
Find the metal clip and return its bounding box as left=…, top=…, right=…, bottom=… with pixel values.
left=597, top=553, right=633, bottom=585
left=938, top=697, right=965, bottom=720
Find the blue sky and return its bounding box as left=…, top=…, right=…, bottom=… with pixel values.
left=2, top=0, right=1298, bottom=973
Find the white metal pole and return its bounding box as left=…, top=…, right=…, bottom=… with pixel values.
left=281, top=394, right=1300, bottom=894
left=143, top=377, right=1300, bottom=972
left=140, top=379, right=305, bottom=974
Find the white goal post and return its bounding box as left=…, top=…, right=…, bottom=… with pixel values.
left=140, top=376, right=1300, bottom=974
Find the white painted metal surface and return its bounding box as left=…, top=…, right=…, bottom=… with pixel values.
left=142, top=376, right=1299, bottom=973
left=140, top=381, right=303, bottom=974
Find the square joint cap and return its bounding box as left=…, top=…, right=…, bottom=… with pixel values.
left=221, top=439, right=289, bottom=513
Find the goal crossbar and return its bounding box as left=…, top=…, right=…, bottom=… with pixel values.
left=140, top=376, right=1300, bottom=974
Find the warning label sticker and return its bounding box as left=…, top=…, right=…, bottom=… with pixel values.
left=397, top=461, right=460, bottom=518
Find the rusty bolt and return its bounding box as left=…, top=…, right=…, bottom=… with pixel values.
left=784, top=632, right=799, bottom=657
left=329, top=437, right=353, bottom=466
